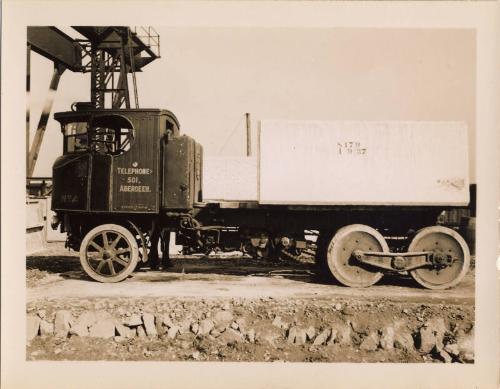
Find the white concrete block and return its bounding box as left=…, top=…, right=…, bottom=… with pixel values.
left=26, top=199, right=47, bottom=254
left=259, top=120, right=469, bottom=206
left=45, top=197, right=66, bottom=242
left=202, top=157, right=258, bottom=201
left=26, top=199, right=45, bottom=229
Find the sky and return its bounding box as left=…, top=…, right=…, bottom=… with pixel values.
left=28, top=27, right=476, bottom=180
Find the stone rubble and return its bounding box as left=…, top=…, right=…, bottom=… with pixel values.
left=167, top=325, right=180, bottom=339
left=125, top=314, right=143, bottom=327
left=178, top=320, right=191, bottom=335
left=25, top=303, right=473, bottom=364
left=444, top=343, right=460, bottom=357
left=136, top=325, right=147, bottom=338
left=115, top=323, right=134, bottom=338
left=190, top=322, right=199, bottom=335
left=272, top=316, right=289, bottom=330
left=418, top=317, right=447, bottom=353
left=218, top=328, right=244, bottom=345
left=335, top=322, right=352, bottom=346
left=287, top=326, right=307, bottom=345
left=39, top=320, right=54, bottom=336
left=27, top=315, right=41, bottom=341
left=379, top=326, right=395, bottom=351
left=161, top=315, right=174, bottom=328
left=70, top=311, right=97, bottom=337
left=326, top=329, right=338, bottom=346
left=89, top=318, right=115, bottom=338
left=54, top=310, right=73, bottom=338
left=235, top=318, right=246, bottom=331
left=246, top=328, right=256, bottom=343
left=454, top=327, right=475, bottom=363
left=360, top=331, right=379, bottom=352
left=312, top=328, right=331, bottom=346
left=213, top=310, right=234, bottom=331
left=305, top=326, right=316, bottom=341
left=142, top=313, right=157, bottom=337
left=198, top=319, right=215, bottom=335
left=393, top=321, right=414, bottom=351
left=434, top=346, right=453, bottom=363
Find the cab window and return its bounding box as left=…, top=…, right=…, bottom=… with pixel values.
left=90, top=115, right=134, bottom=155
left=64, top=122, right=89, bottom=153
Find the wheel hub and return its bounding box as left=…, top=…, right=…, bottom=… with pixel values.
left=430, top=252, right=453, bottom=268
left=280, top=236, right=291, bottom=248
left=392, top=256, right=406, bottom=270
left=102, top=249, right=114, bottom=259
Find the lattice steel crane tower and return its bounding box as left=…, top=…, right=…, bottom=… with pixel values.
left=26, top=26, right=160, bottom=178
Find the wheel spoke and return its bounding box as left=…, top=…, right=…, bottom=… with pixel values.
left=89, top=241, right=103, bottom=252
left=112, top=255, right=129, bottom=267
left=110, top=235, right=122, bottom=249
left=107, top=260, right=116, bottom=275
left=87, top=251, right=103, bottom=261
left=102, top=232, right=109, bottom=248
left=115, top=248, right=131, bottom=255
left=96, top=260, right=106, bottom=273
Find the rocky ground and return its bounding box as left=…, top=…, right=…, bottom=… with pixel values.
left=26, top=243, right=475, bottom=363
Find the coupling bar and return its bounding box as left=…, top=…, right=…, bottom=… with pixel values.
left=353, top=250, right=439, bottom=272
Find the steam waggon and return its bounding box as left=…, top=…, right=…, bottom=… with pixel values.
left=51, top=106, right=472, bottom=289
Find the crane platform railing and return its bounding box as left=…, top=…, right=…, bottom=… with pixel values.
left=132, top=26, right=160, bottom=58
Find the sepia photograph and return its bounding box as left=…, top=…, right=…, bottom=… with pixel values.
left=2, top=1, right=499, bottom=389
left=25, top=24, right=476, bottom=364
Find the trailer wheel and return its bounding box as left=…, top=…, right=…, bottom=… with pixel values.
left=80, top=224, right=139, bottom=283
left=326, top=224, right=387, bottom=287
left=408, top=226, right=470, bottom=290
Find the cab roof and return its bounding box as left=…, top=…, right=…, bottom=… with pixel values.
left=54, top=108, right=180, bottom=129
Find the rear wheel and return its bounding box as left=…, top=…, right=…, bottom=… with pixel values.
left=326, top=224, right=388, bottom=287
left=408, top=226, right=470, bottom=289
left=80, top=224, right=139, bottom=283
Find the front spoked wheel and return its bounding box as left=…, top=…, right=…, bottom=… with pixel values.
left=80, top=224, right=139, bottom=283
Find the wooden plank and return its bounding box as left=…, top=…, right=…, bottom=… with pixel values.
left=259, top=120, right=469, bottom=206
